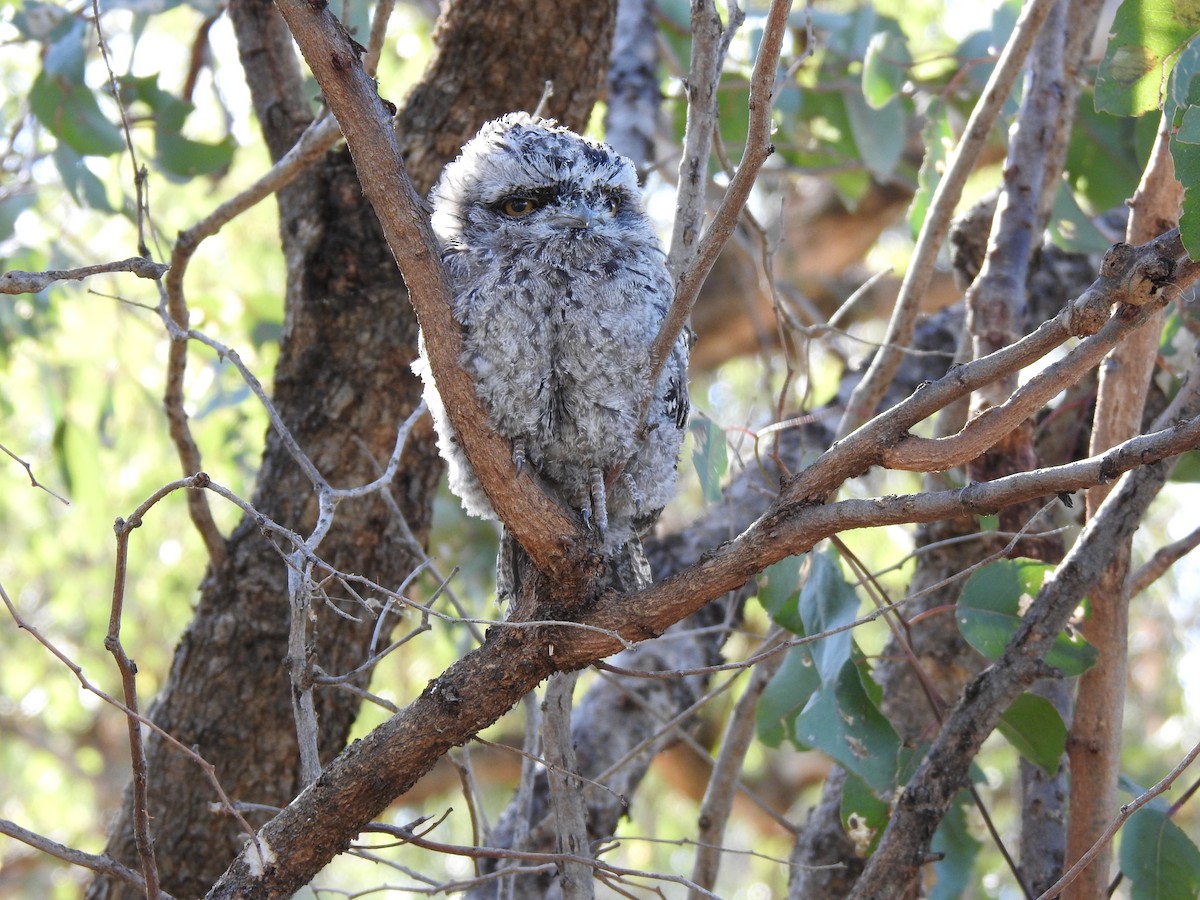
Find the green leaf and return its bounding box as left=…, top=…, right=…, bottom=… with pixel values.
left=30, top=70, right=125, bottom=157
left=1119, top=803, right=1200, bottom=899
left=1166, top=35, right=1200, bottom=135
left=799, top=548, right=858, bottom=685
left=1065, top=91, right=1153, bottom=213
left=0, top=194, right=37, bottom=243
left=42, top=17, right=87, bottom=79
left=1046, top=181, right=1113, bottom=254
left=155, top=129, right=236, bottom=179
left=782, top=90, right=869, bottom=206
left=689, top=417, right=728, bottom=503
left=1170, top=449, right=1200, bottom=481
left=1096, top=0, right=1200, bottom=116
left=121, top=73, right=193, bottom=131
left=1171, top=130, right=1200, bottom=259
left=908, top=99, right=952, bottom=237
left=53, top=145, right=114, bottom=212
left=845, top=90, right=905, bottom=180
left=840, top=770, right=890, bottom=855
left=931, top=793, right=982, bottom=900
left=862, top=31, right=911, bottom=110
left=758, top=554, right=805, bottom=633
left=793, top=656, right=901, bottom=793
left=956, top=559, right=1098, bottom=676
left=756, top=644, right=820, bottom=747
left=995, top=692, right=1066, bottom=775
left=11, top=2, right=75, bottom=42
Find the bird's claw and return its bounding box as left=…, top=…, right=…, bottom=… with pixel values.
left=589, top=467, right=608, bottom=536
left=511, top=441, right=527, bottom=474
left=574, top=468, right=608, bottom=537
left=622, top=472, right=644, bottom=514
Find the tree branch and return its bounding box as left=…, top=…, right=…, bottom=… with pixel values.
left=0, top=257, right=167, bottom=294
left=271, top=0, right=586, bottom=583
left=839, top=0, right=1061, bottom=434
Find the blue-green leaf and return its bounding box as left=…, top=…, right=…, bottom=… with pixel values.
left=799, top=548, right=858, bottom=685
left=1119, top=800, right=1200, bottom=899
left=756, top=644, right=820, bottom=747
left=794, top=656, right=901, bottom=793
left=758, top=554, right=805, bottom=633
left=908, top=99, right=952, bottom=237
left=53, top=145, right=114, bottom=212
left=30, top=71, right=125, bottom=157
left=956, top=559, right=1098, bottom=676
left=995, top=692, right=1066, bottom=775
left=931, top=793, right=982, bottom=900
left=862, top=30, right=911, bottom=110
left=845, top=90, right=905, bottom=180
left=840, top=770, right=890, bottom=855
left=156, top=130, right=236, bottom=179
left=689, top=417, right=728, bottom=503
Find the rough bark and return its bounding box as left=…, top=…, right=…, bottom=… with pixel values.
left=90, top=1, right=617, bottom=896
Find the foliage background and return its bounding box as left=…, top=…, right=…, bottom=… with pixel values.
left=1, top=0, right=1199, bottom=896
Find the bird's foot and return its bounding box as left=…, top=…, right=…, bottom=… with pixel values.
left=621, top=472, right=644, bottom=514
left=576, top=468, right=609, bottom=537
left=511, top=440, right=527, bottom=474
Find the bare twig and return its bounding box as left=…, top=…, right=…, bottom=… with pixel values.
left=0, top=567, right=260, bottom=860
left=0, top=818, right=173, bottom=899
left=0, top=441, right=69, bottom=504
left=645, top=0, right=790, bottom=416
left=839, top=0, right=1062, bottom=434
left=1036, top=738, right=1200, bottom=900
left=0, top=257, right=167, bottom=294
left=688, top=627, right=788, bottom=896
left=1126, top=524, right=1200, bottom=598
left=666, top=0, right=745, bottom=278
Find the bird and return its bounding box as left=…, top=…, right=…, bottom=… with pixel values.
left=412, top=112, right=689, bottom=602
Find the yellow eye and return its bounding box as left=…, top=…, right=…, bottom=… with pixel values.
left=499, top=197, right=539, bottom=218
left=603, top=195, right=621, bottom=215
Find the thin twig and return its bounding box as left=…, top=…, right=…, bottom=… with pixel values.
left=647, top=0, right=790, bottom=405
left=0, top=257, right=168, bottom=294
left=839, top=0, right=1062, bottom=434
left=1035, top=738, right=1200, bottom=900
left=1126, top=524, right=1200, bottom=598
left=0, top=442, right=69, bottom=504
left=0, top=566, right=261, bottom=860
left=0, top=818, right=173, bottom=899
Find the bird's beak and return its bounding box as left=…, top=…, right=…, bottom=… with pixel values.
left=548, top=199, right=597, bottom=229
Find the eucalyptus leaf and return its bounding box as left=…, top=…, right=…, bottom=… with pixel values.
left=799, top=549, right=858, bottom=685
left=956, top=559, right=1098, bottom=676
left=793, top=656, right=901, bottom=793
left=1096, top=0, right=1200, bottom=116
left=30, top=71, right=125, bottom=157
left=689, top=417, right=728, bottom=503
left=931, top=794, right=982, bottom=900
left=757, top=644, right=820, bottom=747
left=1118, top=801, right=1200, bottom=899
left=995, top=692, right=1067, bottom=775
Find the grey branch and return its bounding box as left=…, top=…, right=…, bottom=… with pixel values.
left=0, top=257, right=167, bottom=294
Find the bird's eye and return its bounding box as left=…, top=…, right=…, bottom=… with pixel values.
left=603, top=195, right=622, bottom=215
left=499, top=197, right=540, bottom=218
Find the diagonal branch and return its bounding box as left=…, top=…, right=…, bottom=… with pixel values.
left=271, top=0, right=586, bottom=584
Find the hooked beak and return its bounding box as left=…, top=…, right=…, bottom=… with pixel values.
left=546, top=199, right=598, bottom=230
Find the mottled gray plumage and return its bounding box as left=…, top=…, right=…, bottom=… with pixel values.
left=413, top=113, right=689, bottom=597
